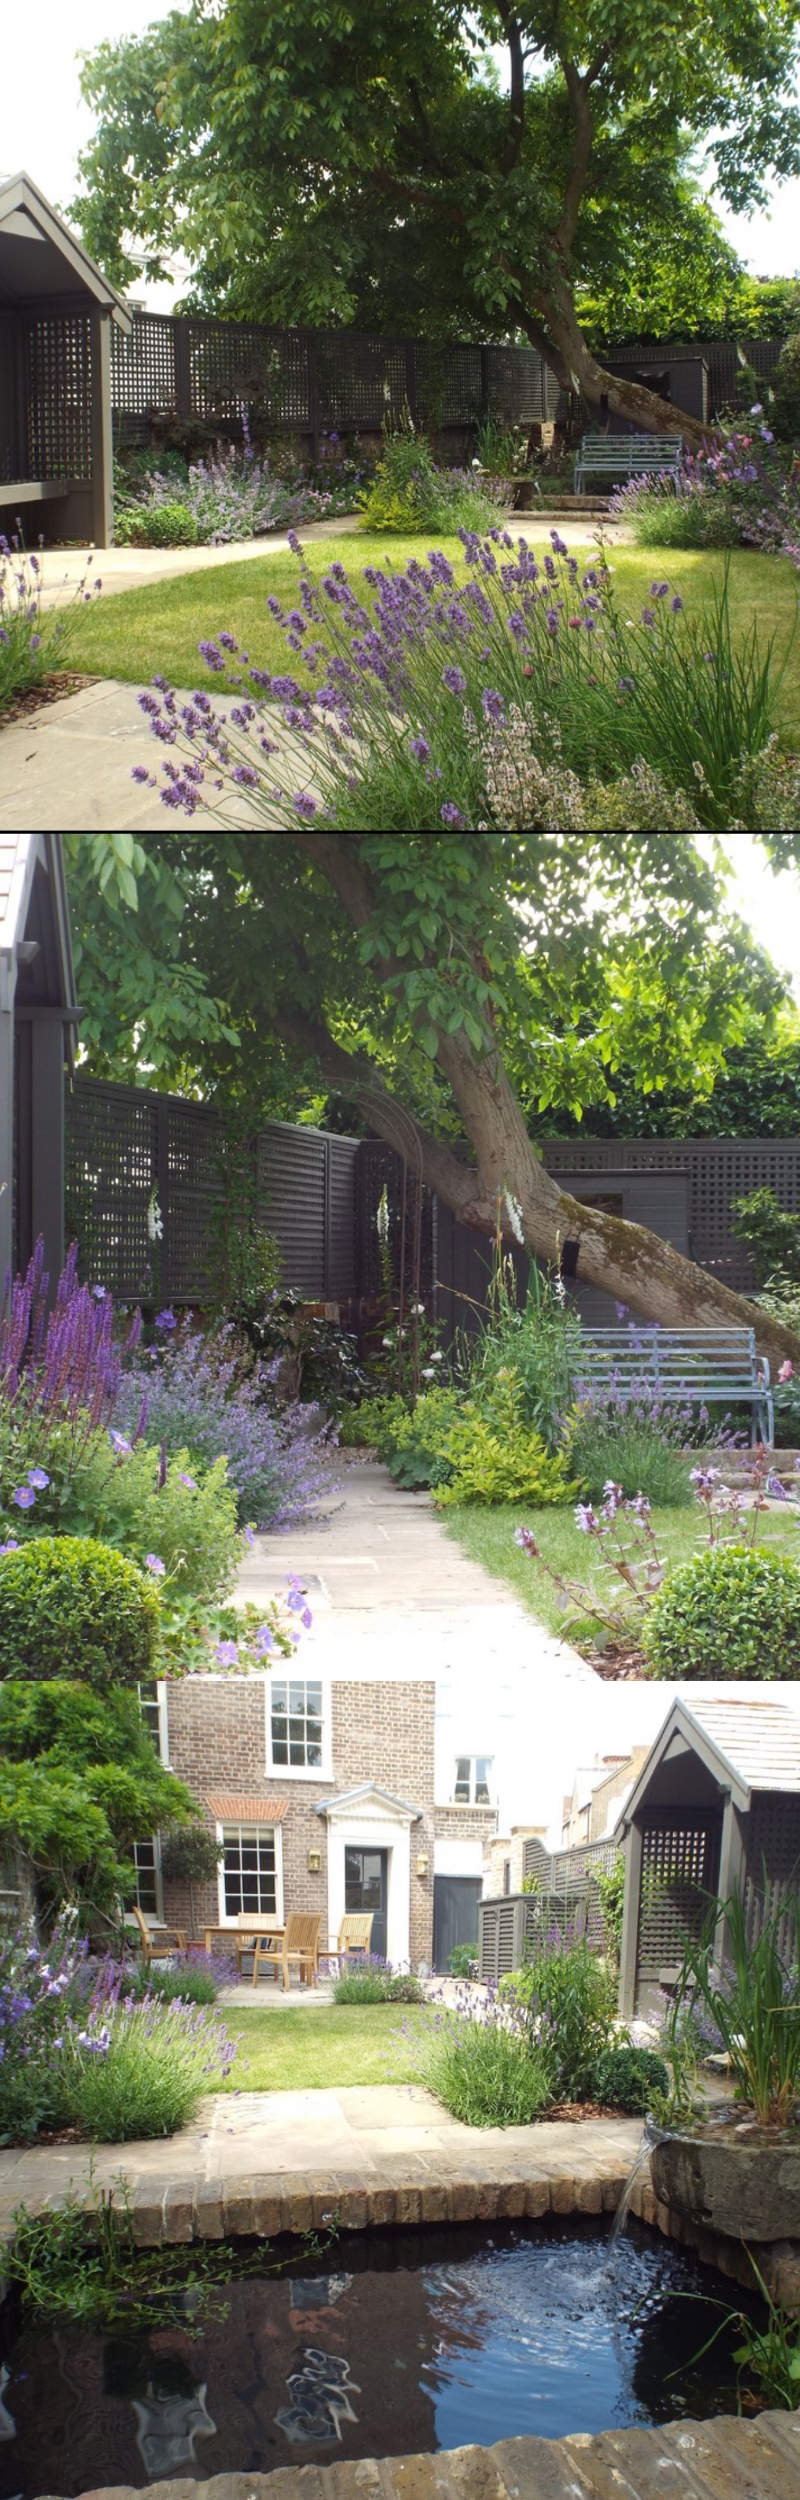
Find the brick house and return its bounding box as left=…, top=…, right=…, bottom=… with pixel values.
left=136, top=1664, right=498, bottom=1971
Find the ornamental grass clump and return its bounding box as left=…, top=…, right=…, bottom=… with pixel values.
left=668, top=1887, right=800, bottom=2128
left=134, top=526, right=792, bottom=835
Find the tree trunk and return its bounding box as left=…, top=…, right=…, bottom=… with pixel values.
left=519, top=290, right=710, bottom=450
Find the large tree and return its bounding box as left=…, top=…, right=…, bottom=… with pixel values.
left=72, top=0, right=800, bottom=443
left=65, top=833, right=800, bottom=1371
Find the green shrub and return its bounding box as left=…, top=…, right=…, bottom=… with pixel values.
left=592, top=2046, right=669, bottom=2112
left=132, top=1959, right=220, bottom=2006
left=771, top=331, right=800, bottom=444
left=379, top=1387, right=463, bottom=1488
left=414, top=2010, right=553, bottom=2126
left=117, top=502, right=199, bottom=548
left=463, top=1257, right=581, bottom=1455
left=508, top=1939, right=619, bottom=2101
left=567, top=1415, right=695, bottom=1506
left=0, top=1537, right=159, bottom=1690
left=358, top=423, right=505, bottom=535
left=731, top=1185, right=800, bottom=1286
left=434, top=1374, right=577, bottom=1508
left=448, top=1942, right=479, bottom=1978
left=338, top=1397, right=405, bottom=1448
left=642, top=1542, right=800, bottom=1679
left=76, top=1441, right=240, bottom=1602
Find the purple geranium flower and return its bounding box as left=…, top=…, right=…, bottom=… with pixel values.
left=12, top=1486, right=36, bottom=1509
left=27, top=1468, right=50, bottom=1490
left=144, top=1553, right=166, bottom=1576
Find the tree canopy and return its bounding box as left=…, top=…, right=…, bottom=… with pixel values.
left=65, top=832, right=800, bottom=1369
left=72, top=0, right=800, bottom=439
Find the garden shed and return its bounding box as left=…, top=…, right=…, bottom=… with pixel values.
left=0, top=172, right=131, bottom=547
left=0, top=833, right=79, bottom=1287
left=615, top=1695, right=800, bottom=2018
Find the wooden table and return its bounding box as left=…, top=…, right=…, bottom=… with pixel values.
left=204, top=1922, right=285, bottom=1975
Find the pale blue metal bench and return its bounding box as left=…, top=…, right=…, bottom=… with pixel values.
left=574, top=434, right=684, bottom=495
left=575, top=1327, right=773, bottom=1445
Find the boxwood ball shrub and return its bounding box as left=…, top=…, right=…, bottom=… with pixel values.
left=592, top=2046, right=669, bottom=2113
left=642, top=1542, right=800, bottom=1679
left=0, top=1537, right=160, bottom=1689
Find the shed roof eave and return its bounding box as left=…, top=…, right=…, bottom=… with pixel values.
left=0, top=172, right=133, bottom=331
left=613, top=1697, right=752, bottom=1838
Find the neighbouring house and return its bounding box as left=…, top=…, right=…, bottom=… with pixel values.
left=615, top=1693, right=800, bottom=2017
left=561, top=1749, right=650, bottom=1848
left=136, top=1661, right=498, bottom=1972
left=483, top=1825, right=548, bottom=1898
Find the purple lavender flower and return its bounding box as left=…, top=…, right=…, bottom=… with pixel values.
left=199, top=642, right=226, bottom=672
left=480, top=687, right=505, bottom=720
left=410, top=735, right=431, bottom=762
left=440, top=804, right=466, bottom=827
left=442, top=666, right=467, bottom=697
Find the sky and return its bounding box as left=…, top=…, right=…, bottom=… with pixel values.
left=714, top=837, right=800, bottom=1004
left=4, top=0, right=800, bottom=308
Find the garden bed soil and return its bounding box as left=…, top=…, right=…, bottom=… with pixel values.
left=0, top=670, right=94, bottom=731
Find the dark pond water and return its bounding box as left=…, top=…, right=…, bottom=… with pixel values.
left=0, top=2219, right=761, bottom=2497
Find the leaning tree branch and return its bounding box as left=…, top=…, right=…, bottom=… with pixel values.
left=497, top=9, right=527, bottom=174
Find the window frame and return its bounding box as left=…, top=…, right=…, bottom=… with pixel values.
left=216, top=1821, right=284, bottom=1927
left=453, top=1754, right=494, bottom=1806
left=266, top=1674, right=331, bottom=1780
left=131, top=1836, right=164, bottom=1921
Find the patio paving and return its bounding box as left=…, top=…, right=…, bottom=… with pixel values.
left=0, top=2085, right=643, bottom=2240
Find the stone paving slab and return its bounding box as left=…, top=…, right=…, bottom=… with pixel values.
left=36, top=2413, right=800, bottom=2500
left=0, top=2086, right=641, bottom=2242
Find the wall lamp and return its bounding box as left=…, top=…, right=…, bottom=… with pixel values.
left=416, top=1854, right=430, bottom=1878
left=307, top=1847, right=322, bottom=1873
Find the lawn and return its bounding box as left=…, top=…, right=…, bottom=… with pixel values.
left=68, top=535, right=800, bottom=740
left=442, top=1500, right=800, bottom=1652
left=219, top=2001, right=426, bottom=2090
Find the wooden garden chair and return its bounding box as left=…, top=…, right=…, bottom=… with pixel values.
left=252, top=1911, right=321, bottom=1990
left=330, top=1912, right=374, bottom=1967
left=132, top=1905, right=188, bottom=1963
left=234, top=1912, right=284, bottom=1977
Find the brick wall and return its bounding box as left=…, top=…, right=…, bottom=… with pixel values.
left=161, top=1673, right=436, bottom=1964
left=434, top=1805, right=498, bottom=1842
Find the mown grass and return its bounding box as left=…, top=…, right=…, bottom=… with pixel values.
left=219, top=2000, right=424, bottom=2091
left=69, top=537, right=800, bottom=739
left=442, top=1500, right=800, bottom=1650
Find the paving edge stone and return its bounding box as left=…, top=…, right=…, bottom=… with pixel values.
left=3, top=2164, right=635, bottom=2252
left=42, top=2411, right=800, bottom=2500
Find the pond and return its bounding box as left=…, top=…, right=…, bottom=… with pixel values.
left=0, top=2218, right=759, bottom=2497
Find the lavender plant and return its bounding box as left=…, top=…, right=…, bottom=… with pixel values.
left=0, top=539, right=101, bottom=717
left=610, top=420, right=800, bottom=569
left=0, top=1915, right=90, bottom=2143
left=410, top=1981, right=554, bottom=2125
left=59, top=1973, right=238, bottom=2140
left=115, top=1318, right=333, bottom=1527
left=116, top=426, right=367, bottom=547
left=133, top=525, right=790, bottom=835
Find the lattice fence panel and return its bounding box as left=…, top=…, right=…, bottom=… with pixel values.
left=110, top=314, right=177, bottom=442
left=25, top=314, right=92, bottom=480
left=316, top=333, right=408, bottom=430
left=187, top=323, right=312, bottom=428
left=165, top=1101, right=224, bottom=1302
left=636, top=1815, right=720, bottom=1984
left=65, top=1080, right=160, bottom=1301
left=744, top=1794, right=800, bottom=1958
left=414, top=343, right=483, bottom=429
left=485, top=345, right=547, bottom=424
left=355, top=1140, right=435, bottom=1300
left=0, top=318, right=20, bottom=481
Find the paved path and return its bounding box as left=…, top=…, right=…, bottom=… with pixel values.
left=66, top=2410, right=800, bottom=2500
left=0, top=2085, right=641, bottom=2239
left=237, top=1458, right=664, bottom=1823
left=35, top=512, right=633, bottom=605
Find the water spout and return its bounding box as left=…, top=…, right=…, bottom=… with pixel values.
left=610, top=2117, right=668, bottom=2244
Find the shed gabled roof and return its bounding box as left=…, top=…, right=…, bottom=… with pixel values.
left=0, top=836, right=79, bottom=1054
left=614, top=1695, right=800, bottom=1833
left=0, top=173, right=132, bottom=329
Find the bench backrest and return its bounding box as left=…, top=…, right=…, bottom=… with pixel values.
left=579, top=434, right=682, bottom=456
left=576, top=1326, right=762, bottom=1397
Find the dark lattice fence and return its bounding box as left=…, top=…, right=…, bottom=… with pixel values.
left=542, top=1137, right=800, bottom=1293
left=23, top=312, right=93, bottom=483
left=110, top=313, right=559, bottom=447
